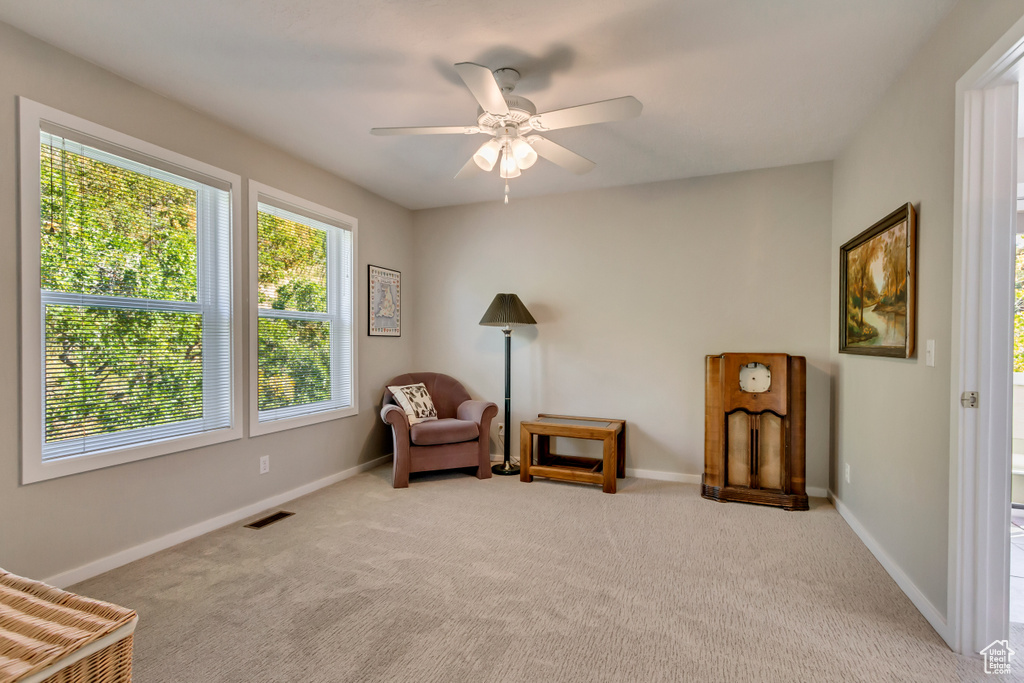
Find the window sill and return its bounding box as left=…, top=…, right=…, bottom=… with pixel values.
left=22, top=426, right=243, bottom=485
left=248, top=404, right=359, bottom=437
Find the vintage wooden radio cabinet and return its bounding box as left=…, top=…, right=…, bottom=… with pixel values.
left=702, top=353, right=808, bottom=511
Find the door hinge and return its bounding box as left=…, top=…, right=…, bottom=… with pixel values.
left=961, top=391, right=979, bottom=408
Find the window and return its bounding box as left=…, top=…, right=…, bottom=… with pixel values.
left=19, top=98, right=241, bottom=483
left=249, top=182, right=357, bottom=434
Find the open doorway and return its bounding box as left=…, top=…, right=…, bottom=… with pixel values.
left=1013, top=225, right=1024, bottom=628
left=1012, top=171, right=1024, bottom=633
left=952, top=22, right=1022, bottom=655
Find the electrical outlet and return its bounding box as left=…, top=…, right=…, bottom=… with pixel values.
left=926, top=339, right=935, bottom=367
left=260, top=455, right=270, bottom=475
left=844, top=463, right=851, bottom=484
left=497, top=423, right=505, bottom=438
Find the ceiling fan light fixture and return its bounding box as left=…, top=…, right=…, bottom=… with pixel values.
left=370, top=61, right=642, bottom=203
left=510, top=137, right=538, bottom=169
left=499, top=147, right=521, bottom=178
left=473, top=139, right=502, bottom=171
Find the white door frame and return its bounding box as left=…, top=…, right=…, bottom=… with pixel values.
left=951, top=15, right=1024, bottom=656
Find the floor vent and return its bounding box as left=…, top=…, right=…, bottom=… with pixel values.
left=244, top=511, right=294, bottom=529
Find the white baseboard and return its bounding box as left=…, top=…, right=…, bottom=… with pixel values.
left=626, top=467, right=702, bottom=484
left=625, top=467, right=829, bottom=500
left=43, top=455, right=392, bottom=589
left=828, top=490, right=951, bottom=646
left=503, top=457, right=830, bottom=498
left=491, top=457, right=705, bottom=485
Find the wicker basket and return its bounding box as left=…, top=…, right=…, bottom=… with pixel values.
left=0, top=569, right=136, bottom=683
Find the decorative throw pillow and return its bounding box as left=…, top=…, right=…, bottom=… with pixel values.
left=387, top=383, right=438, bottom=425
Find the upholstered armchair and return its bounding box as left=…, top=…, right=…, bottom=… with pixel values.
left=381, top=372, right=498, bottom=488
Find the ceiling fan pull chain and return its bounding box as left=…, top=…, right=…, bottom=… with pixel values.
left=504, top=180, right=510, bottom=205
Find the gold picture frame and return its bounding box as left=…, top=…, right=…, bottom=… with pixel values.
left=839, top=203, right=917, bottom=358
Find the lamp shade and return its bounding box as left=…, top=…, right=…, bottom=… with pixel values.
left=510, top=137, right=538, bottom=169
left=473, top=139, right=502, bottom=171
left=499, top=148, right=521, bottom=179
left=479, top=293, right=537, bottom=327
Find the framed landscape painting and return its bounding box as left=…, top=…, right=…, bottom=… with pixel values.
left=368, top=265, right=401, bottom=336
left=839, top=203, right=917, bottom=358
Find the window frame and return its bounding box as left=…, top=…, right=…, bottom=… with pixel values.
left=248, top=181, right=359, bottom=436
left=18, top=97, right=243, bottom=484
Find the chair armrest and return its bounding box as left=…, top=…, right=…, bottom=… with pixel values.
left=457, top=400, right=498, bottom=426
left=382, top=403, right=412, bottom=488
left=381, top=404, right=410, bottom=432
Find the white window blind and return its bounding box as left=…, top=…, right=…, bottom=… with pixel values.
left=250, top=184, right=357, bottom=433
left=19, top=98, right=241, bottom=482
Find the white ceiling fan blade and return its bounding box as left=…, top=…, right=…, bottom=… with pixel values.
left=454, top=155, right=484, bottom=179
left=530, top=96, right=642, bottom=132
left=526, top=136, right=596, bottom=175
left=371, top=125, right=479, bottom=136
left=454, top=62, right=510, bottom=116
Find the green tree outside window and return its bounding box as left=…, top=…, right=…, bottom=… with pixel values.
left=256, top=210, right=332, bottom=411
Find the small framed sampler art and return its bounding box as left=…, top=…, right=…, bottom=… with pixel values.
left=368, top=265, right=401, bottom=336
left=839, top=203, right=917, bottom=358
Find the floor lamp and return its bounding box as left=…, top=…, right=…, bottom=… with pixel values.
left=479, top=293, right=536, bottom=475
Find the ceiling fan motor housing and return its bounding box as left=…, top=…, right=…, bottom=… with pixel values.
left=478, top=95, right=536, bottom=128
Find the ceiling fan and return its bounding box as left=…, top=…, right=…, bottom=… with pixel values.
left=371, top=62, right=642, bottom=201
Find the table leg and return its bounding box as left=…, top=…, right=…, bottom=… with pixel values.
left=602, top=435, right=616, bottom=494
left=520, top=425, right=533, bottom=482
left=537, top=434, right=551, bottom=465
left=616, top=424, right=626, bottom=479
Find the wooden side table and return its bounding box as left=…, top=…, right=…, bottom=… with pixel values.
left=519, top=414, right=626, bottom=493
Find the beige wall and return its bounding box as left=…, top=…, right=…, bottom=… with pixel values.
left=829, top=0, right=1024, bottom=616
left=0, top=22, right=414, bottom=580
left=412, top=163, right=833, bottom=489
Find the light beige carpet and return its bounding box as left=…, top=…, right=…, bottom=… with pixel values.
left=70, top=467, right=1014, bottom=682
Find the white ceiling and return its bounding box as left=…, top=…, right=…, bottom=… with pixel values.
left=0, top=0, right=958, bottom=210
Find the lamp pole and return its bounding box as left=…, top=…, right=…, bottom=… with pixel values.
left=494, top=327, right=516, bottom=474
